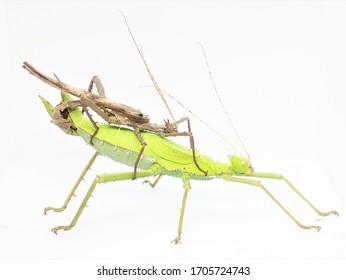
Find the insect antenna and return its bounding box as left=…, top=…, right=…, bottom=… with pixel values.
left=197, top=43, right=251, bottom=160
left=157, top=88, right=245, bottom=157
left=120, top=11, right=177, bottom=126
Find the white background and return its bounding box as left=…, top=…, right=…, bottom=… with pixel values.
left=1, top=0, right=346, bottom=272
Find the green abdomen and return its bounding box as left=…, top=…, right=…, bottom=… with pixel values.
left=77, top=127, right=157, bottom=170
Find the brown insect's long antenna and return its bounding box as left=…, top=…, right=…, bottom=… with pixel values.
left=156, top=88, right=245, bottom=157
left=120, top=11, right=177, bottom=125
left=197, top=43, right=251, bottom=159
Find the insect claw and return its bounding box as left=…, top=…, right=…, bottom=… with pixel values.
left=44, top=207, right=53, bottom=215
left=319, top=210, right=339, bottom=217
left=142, top=180, right=155, bottom=188
left=299, top=224, right=321, bottom=232
left=44, top=206, right=67, bottom=214
left=51, top=225, right=74, bottom=234
left=171, top=234, right=182, bottom=244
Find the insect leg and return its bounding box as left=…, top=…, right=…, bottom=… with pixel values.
left=163, top=117, right=207, bottom=176
left=171, top=173, right=191, bottom=244
left=143, top=174, right=163, bottom=188
left=246, top=172, right=339, bottom=217
left=44, top=152, right=99, bottom=214
left=223, top=176, right=322, bottom=231
left=51, top=169, right=157, bottom=234
left=133, top=128, right=147, bottom=179
left=177, top=117, right=207, bottom=175
left=80, top=102, right=99, bottom=145
left=88, top=75, right=105, bottom=97
left=79, top=95, right=117, bottom=145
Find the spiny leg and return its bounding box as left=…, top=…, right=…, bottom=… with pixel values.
left=44, top=152, right=99, bottom=214
left=171, top=174, right=192, bottom=244
left=164, top=117, right=207, bottom=176
left=224, top=176, right=322, bottom=231
left=51, top=169, right=157, bottom=234
left=132, top=127, right=147, bottom=180
left=143, top=174, right=163, bottom=188
left=247, top=172, right=339, bottom=217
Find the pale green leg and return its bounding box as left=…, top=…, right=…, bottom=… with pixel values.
left=52, top=169, right=156, bottom=234
left=171, top=174, right=191, bottom=244
left=143, top=174, right=163, bottom=188
left=44, top=152, right=99, bottom=214
left=223, top=175, right=323, bottom=231
left=247, top=172, right=339, bottom=217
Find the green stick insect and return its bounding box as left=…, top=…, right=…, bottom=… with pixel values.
left=36, top=87, right=338, bottom=243
left=26, top=13, right=338, bottom=243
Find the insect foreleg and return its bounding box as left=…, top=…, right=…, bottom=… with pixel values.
left=171, top=173, right=192, bottom=244
left=245, top=172, right=339, bottom=217
left=51, top=169, right=157, bottom=234
left=79, top=95, right=116, bottom=145
left=44, top=152, right=99, bottom=214
left=80, top=102, right=99, bottom=145
left=223, top=176, right=322, bottom=231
